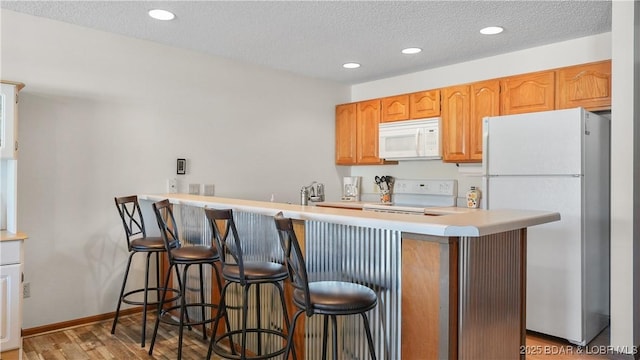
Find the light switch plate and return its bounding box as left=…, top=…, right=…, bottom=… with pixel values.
left=167, top=178, right=177, bottom=193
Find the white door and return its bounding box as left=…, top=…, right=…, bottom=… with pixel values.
left=487, top=175, right=584, bottom=343
left=0, top=263, right=22, bottom=350
left=484, top=108, right=583, bottom=176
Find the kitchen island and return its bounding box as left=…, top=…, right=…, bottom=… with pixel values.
left=139, top=193, right=559, bottom=360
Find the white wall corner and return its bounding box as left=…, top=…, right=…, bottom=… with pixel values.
left=610, top=0, right=638, bottom=353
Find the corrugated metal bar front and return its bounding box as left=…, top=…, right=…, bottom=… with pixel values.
left=458, top=230, right=524, bottom=359
left=306, top=221, right=401, bottom=360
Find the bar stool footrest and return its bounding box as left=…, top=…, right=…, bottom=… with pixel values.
left=211, top=328, right=288, bottom=360
left=158, top=303, right=220, bottom=327
left=122, top=287, right=181, bottom=306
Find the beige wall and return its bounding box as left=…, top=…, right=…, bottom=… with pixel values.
left=1, top=10, right=349, bottom=328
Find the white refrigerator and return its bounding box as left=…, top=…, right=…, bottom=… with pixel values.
left=482, top=108, right=610, bottom=345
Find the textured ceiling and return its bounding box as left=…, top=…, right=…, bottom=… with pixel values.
left=1, top=1, right=612, bottom=84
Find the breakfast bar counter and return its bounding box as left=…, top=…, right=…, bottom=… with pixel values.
left=140, top=193, right=557, bottom=237
left=139, top=193, right=559, bottom=360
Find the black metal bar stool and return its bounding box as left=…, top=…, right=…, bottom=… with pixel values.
left=147, top=199, right=229, bottom=360
left=273, top=213, right=378, bottom=360
left=204, top=208, right=295, bottom=360
left=111, top=195, right=181, bottom=347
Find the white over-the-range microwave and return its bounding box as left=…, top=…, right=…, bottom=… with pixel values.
left=378, top=117, right=442, bottom=160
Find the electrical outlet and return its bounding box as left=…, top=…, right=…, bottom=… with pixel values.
left=204, top=184, right=215, bottom=196
left=188, top=183, right=200, bottom=195
left=23, top=282, right=30, bottom=298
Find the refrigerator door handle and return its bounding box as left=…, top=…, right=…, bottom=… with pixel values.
left=482, top=176, right=489, bottom=209
left=482, top=117, right=490, bottom=176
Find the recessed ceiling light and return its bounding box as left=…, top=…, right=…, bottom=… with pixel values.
left=480, top=26, right=504, bottom=35
left=343, top=62, right=361, bottom=69
left=148, top=9, right=175, bottom=21
left=401, top=47, right=422, bottom=55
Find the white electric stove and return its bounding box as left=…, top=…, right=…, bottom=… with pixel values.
left=362, top=179, right=457, bottom=215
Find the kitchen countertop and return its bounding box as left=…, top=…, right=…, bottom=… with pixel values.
left=0, top=230, right=28, bottom=242
left=139, top=193, right=559, bottom=237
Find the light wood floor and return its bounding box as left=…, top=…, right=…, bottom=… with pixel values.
left=22, top=313, right=632, bottom=360
left=22, top=313, right=220, bottom=360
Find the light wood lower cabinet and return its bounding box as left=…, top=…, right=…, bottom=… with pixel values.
left=402, top=236, right=458, bottom=360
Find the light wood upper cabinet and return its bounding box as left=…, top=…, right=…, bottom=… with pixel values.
left=557, top=60, right=611, bottom=111
left=441, top=85, right=470, bottom=162
left=356, top=100, right=385, bottom=164
left=501, top=71, right=555, bottom=115
left=335, top=103, right=357, bottom=165
left=410, top=90, right=441, bottom=119
left=336, top=100, right=390, bottom=165
left=381, top=90, right=441, bottom=123
left=442, top=81, right=499, bottom=163
left=336, top=60, right=611, bottom=165
left=469, top=80, right=500, bottom=161
left=381, top=95, right=409, bottom=122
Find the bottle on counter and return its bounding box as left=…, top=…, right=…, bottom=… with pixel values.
left=466, top=186, right=481, bottom=208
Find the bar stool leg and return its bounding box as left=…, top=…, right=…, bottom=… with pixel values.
left=331, top=315, right=338, bottom=360
left=199, top=264, right=208, bottom=340
left=321, top=315, right=329, bottom=359
left=241, top=284, right=251, bottom=359
left=111, top=252, right=134, bottom=336
left=177, top=264, right=191, bottom=360
left=284, top=310, right=304, bottom=360
left=207, top=281, right=229, bottom=360
left=361, top=313, right=377, bottom=360
left=213, top=266, right=235, bottom=353
left=140, top=252, right=153, bottom=347
left=209, top=284, right=238, bottom=359
left=274, top=281, right=297, bottom=360
left=155, top=252, right=161, bottom=314
left=255, top=283, right=262, bottom=355
left=149, top=263, right=175, bottom=355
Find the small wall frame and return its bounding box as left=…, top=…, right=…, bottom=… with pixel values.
left=177, top=158, right=186, bottom=175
